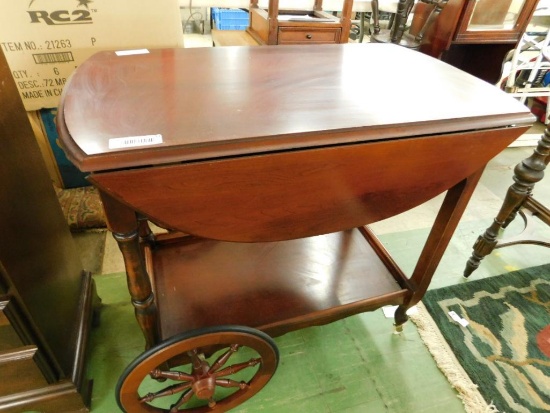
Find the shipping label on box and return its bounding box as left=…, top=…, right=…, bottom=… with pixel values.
left=0, top=0, right=184, bottom=111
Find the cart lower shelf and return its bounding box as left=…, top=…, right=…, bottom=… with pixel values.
left=146, top=227, right=410, bottom=340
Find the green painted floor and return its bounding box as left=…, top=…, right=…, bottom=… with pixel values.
left=85, top=145, right=550, bottom=412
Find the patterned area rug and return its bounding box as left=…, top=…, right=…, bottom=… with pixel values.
left=55, top=185, right=107, bottom=231
left=414, top=264, right=550, bottom=413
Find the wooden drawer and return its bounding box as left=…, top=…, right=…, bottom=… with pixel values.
left=278, top=27, right=341, bottom=44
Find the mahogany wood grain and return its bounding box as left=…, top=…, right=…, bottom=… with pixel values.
left=150, top=229, right=408, bottom=340
left=57, top=44, right=534, bottom=356
left=90, top=127, right=525, bottom=242
left=58, top=44, right=532, bottom=173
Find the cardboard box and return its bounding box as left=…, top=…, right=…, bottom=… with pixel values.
left=0, top=0, right=184, bottom=111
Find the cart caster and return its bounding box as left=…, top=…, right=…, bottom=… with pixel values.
left=117, top=325, right=279, bottom=412
left=393, top=305, right=408, bottom=334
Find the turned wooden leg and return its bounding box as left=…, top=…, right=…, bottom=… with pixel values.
left=391, top=0, right=412, bottom=43
left=414, top=0, right=448, bottom=46
left=97, top=191, right=162, bottom=349
left=502, top=197, right=528, bottom=228
left=464, top=129, right=550, bottom=277
left=114, top=229, right=161, bottom=349
left=371, top=0, right=380, bottom=34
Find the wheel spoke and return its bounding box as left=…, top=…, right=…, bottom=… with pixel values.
left=209, top=344, right=240, bottom=373
left=169, top=388, right=195, bottom=412
left=213, top=358, right=261, bottom=378
left=188, top=349, right=204, bottom=374
left=139, top=382, right=192, bottom=403
left=215, top=378, right=249, bottom=389
left=150, top=368, right=194, bottom=382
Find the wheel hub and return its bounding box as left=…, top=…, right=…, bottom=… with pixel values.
left=192, top=376, right=216, bottom=400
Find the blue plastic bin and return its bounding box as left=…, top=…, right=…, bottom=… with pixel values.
left=212, top=8, right=249, bottom=31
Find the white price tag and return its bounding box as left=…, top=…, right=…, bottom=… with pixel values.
left=115, top=49, right=150, bottom=56
left=449, top=311, right=469, bottom=327
left=108, top=134, right=163, bottom=149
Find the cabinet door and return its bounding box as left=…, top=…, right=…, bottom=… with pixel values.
left=454, top=0, right=538, bottom=43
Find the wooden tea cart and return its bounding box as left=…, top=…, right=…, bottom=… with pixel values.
left=57, top=43, right=533, bottom=412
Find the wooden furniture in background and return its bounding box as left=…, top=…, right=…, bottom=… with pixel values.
left=57, top=44, right=533, bottom=412
left=211, top=28, right=260, bottom=46
left=420, top=0, right=540, bottom=83
left=0, top=50, right=99, bottom=412
left=247, top=0, right=353, bottom=44
left=464, top=123, right=550, bottom=277
left=371, top=0, right=448, bottom=50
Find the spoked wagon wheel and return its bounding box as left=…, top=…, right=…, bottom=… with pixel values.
left=117, top=326, right=279, bottom=412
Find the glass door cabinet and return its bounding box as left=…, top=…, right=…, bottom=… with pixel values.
left=423, top=0, right=540, bottom=83
left=455, top=0, right=537, bottom=43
